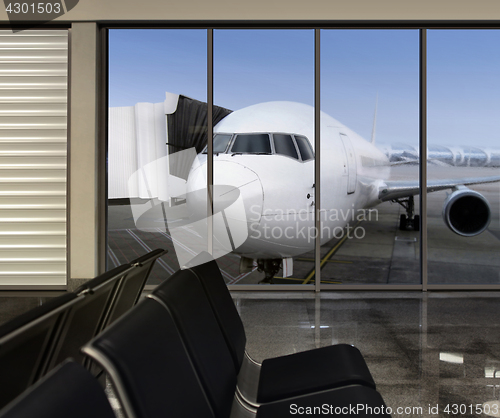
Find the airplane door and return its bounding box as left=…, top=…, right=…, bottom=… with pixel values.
left=339, top=133, right=357, bottom=194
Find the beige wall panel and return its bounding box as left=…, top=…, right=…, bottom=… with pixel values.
left=68, top=22, right=98, bottom=279
left=0, top=0, right=498, bottom=22
left=54, top=0, right=500, bottom=21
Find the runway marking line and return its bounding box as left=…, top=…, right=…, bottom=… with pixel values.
left=297, top=257, right=353, bottom=264
left=302, top=220, right=362, bottom=285
left=274, top=276, right=342, bottom=285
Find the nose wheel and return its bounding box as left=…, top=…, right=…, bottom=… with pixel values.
left=257, top=259, right=282, bottom=284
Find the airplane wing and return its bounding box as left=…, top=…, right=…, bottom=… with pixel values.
left=378, top=176, right=500, bottom=202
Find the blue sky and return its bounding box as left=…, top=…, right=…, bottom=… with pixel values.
left=427, top=30, right=500, bottom=148
left=109, top=29, right=500, bottom=148
left=109, top=29, right=207, bottom=105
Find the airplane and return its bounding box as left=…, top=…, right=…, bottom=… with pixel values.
left=174, top=101, right=500, bottom=283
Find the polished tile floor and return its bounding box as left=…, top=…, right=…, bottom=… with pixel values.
left=2, top=290, right=500, bottom=417
left=234, top=292, right=500, bottom=418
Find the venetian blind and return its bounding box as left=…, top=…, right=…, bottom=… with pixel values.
left=0, top=29, right=68, bottom=287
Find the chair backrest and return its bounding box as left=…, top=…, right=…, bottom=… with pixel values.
left=186, top=252, right=247, bottom=371
left=149, top=269, right=237, bottom=418
left=82, top=298, right=216, bottom=418
left=0, top=293, right=81, bottom=409
left=73, top=263, right=133, bottom=296
left=46, top=266, right=132, bottom=371
left=0, top=360, right=115, bottom=418
left=105, top=249, right=166, bottom=327
left=0, top=249, right=166, bottom=410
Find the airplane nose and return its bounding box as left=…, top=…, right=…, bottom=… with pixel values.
left=165, top=161, right=263, bottom=265
left=186, top=161, right=263, bottom=224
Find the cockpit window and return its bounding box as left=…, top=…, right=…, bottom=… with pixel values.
left=213, top=134, right=232, bottom=153
left=202, top=133, right=232, bottom=154
left=202, top=132, right=312, bottom=160
left=273, top=134, right=299, bottom=159
left=295, top=135, right=314, bottom=161
left=231, top=133, right=271, bottom=154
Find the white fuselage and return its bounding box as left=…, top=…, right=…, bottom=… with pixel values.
left=186, top=101, right=390, bottom=259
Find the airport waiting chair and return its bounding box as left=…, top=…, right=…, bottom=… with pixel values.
left=68, top=249, right=165, bottom=375
left=0, top=360, right=115, bottom=418
left=82, top=297, right=390, bottom=418
left=104, top=248, right=166, bottom=327
left=46, top=263, right=136, bottom=372
left=83, top=297, right=220, bottom=418
left=184, top=252, right=376, bottom=404
left=0, top=292, right=83, bottom=409
left=0, top=249, right=166, bottom=409
left=74, top=249, right=166, bottom=331
left=149, top=268, right=377, bottom=410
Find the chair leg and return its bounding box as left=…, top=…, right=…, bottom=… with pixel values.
left=237, top=351, right=262, bottom=406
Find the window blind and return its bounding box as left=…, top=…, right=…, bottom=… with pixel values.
left=0, top=30, right=67, bottom=287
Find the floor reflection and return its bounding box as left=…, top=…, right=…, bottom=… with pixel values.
left=234, top=292, right=500, bottom=418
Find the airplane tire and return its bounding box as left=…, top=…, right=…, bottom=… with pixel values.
left=399, top=214, right=407, bottom=231
left=413, top=215, right=420, bottom=231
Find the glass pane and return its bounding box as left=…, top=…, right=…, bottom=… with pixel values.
left=295, top=135, right=314, bottom=161
left=213, top=29, right=315, bottom=285
left=202, top=134, right=232, bottom=154
left=427, top=30, right=500, bottom=285
left=107, top=29, right=207, bottom=285
left=321, top=29, right=420, bottom=286
left=273, top=134, right=299, bottom=159
left=231, top=133, right=271, bottom=154
left=213, top=134, right=232, bottom=153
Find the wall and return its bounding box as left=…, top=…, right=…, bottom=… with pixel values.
left=1, top=0, right=500, bottom=22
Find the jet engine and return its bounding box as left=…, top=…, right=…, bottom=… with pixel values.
left=442, top=187, right=491, bottom=236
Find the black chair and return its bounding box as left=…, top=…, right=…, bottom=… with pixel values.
left=0, top=360, right=115, bottom=418
left=74, top=249, right=166, bottom=331
left=150, top=270, right=238, bottom=417
left=46, top=263, right=135, bottom=372
left=0, top=292, right=82, bottom=409
left=185, top=252, right=376, bottom=404
left=149, top=269, right=380, bottom=411
left=0, top=249, right=166, bottom=409
left=104, top=248, right=166, bottom=327
left=69, top=249, right=165, bottom=376
left=82, top=296, right=390, bottom=418
left=82, top=298, right=217, bottom=418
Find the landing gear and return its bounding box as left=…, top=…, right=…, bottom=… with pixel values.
left=399, top=214, right=420, bottom=231
left=394, top=195, right=420, bottom=231
left=257, top=259, right=282, bottom=284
